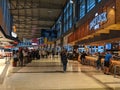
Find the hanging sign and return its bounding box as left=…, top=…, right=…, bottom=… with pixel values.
left=89, top=12, right=107, bottom=30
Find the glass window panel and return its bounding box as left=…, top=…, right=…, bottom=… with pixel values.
left=98, top=0, right=101, bottom=3
left=69, top=4, right=72, bottom=15
left=63, top=2, right=73, bottom=33
left=79, top=0, right=85, bottom=19
left=70, top=17, right=72, bottom=28
left=87, top=0, right=95, bottom=12
left=1, top=0, right=11, bottom=34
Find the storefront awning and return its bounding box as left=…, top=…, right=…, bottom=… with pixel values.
left=77, top=24, right=120, bottom=45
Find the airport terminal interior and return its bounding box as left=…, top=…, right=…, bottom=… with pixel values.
left=0, top=0, right=120, bottom=90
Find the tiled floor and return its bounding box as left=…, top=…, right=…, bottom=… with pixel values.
left=0, top=57, right=120, bottom=90
left=0, top=58, right=6, bottom=75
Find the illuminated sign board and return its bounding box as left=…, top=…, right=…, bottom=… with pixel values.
left=89, top=12, right=107, bottom=30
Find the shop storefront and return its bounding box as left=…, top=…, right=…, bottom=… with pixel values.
left=67, top=0, right=120, bottom=75
left=68, top=0, right=120, bottom=53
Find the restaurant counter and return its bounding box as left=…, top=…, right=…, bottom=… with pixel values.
left=85, top=56, right=120, bottom=77
left=85, top=56, right=120, bottom=65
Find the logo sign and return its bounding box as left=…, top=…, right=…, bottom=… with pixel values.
left=89, top=12, right=107, bottom=30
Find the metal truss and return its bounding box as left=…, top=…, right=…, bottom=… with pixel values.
left=9, top=0, right=67, bottom=40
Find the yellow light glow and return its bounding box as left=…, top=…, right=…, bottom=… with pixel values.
left=13, top=25, right=16, bottom=32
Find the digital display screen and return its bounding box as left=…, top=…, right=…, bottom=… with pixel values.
left=105, top=43, right=112, bottom=50
left=41, top=29, right=57, bottom=41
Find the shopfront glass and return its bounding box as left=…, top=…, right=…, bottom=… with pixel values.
left=87, top=0, right=95, bottom=12
left=79, top=0, right=85, bottom=19
left=63, top=2, right=73, bottom=33
left=98, top=0, right=101, bottom=3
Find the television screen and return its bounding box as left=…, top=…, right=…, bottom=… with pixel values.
left=41, top=29, right=57, bottom=41
left=105, top=43, right=112, bottom=50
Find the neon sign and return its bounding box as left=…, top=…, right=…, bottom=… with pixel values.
left=89, top=12, right=107, bottom=30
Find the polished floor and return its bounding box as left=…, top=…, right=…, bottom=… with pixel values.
left=0, top=57, right=120, bottom=90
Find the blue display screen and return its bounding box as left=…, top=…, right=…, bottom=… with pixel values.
left=105, top=43, right=112, bottom=50
left=41, top=29, right=57, bottom=41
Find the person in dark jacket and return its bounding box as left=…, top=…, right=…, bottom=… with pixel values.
left=80, top=51, right=87, bottom=64
left=104, top=51, right=112, bottom=75
left=60, top=49, right=68, bottom=72
left=19, top=49, right=23, bottom=67
left=96, top=52, right=102, bottom=70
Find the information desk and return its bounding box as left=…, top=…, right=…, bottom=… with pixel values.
left=110, top=60, right=120, bottom=77
left=85, top=56, right=120, bottom=77
left=85, top=56, right=98, bottom=66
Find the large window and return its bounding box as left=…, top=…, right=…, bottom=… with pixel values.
left=52, top=15, right=62, bottom=38
left=0, top=0, right=11, bottom=35
left=98, top=0, right=101, bottom=3
left=56, top=16, right=62, bottom=37
left=87, top=0, right=95, bottom=12
left=79, top=0, right=85, bottom=19
left=63, top=2, right=73, bottom=33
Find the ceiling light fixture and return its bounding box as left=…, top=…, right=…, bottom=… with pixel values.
left=48, top=10, right=53, bottom=13
left=70, top=0, right=73, bottom=4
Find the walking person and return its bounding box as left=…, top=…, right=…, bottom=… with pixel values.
left=13, top=50, right=18, bottom=67
left=80, top=51, right=87, bottom=64
left=96, top=52, right=102, bottom=70
left=52, top=49, right=55, bottom=58
left=19, top=49, right=24, bottom=67
left=104, top=51, right=112, bottom=75
left=60, top=49, right=68, bottom=72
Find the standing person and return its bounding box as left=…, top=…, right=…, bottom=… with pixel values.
left=52, top=49, right=55, bottom=58
left=104, top=51, right=112, bottom=75
left=19, top=49, right=23, bottom=67
left=73, top=50, right=79, bottom=60
left=23, top=50, right=28, bottom=65
left=96, top=52, right=102, bottom=70
left=60, top=49, right=68, bottom=72
left=13, top=50, right=18, bottom=67
left=80, top=51, right=87, bottom=64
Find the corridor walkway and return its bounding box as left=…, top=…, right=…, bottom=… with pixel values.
left=0, top=57, right=120, bottom=90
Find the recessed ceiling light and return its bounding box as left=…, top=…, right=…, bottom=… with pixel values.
left=95, top=13, right=98, bottom=16
left=48, top=10, right=53, bottom=13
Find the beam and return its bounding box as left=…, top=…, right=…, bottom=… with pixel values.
left=17, top=31, right=41, bottom=34
left=16, top=27, right=50, bottom=30
left=9, top=0, right=16, bottom=9
left=13, top=22, right=52, bottom=27
left=17, top=27, right=50, bottom=30
left=16, top=25, right=51, bottom=29
left=12, top=15, right=56, bottom=21
left=13, top=19, right=55, bottom=23
left=17, top=30, right=41, bottom=32
left=18, top=35, right=40, bottom=38
left=18, top=34, right=41, bottom=37
left=17, top=31, right=41, bottom=35
left=10, top=1, right=63, bottom=10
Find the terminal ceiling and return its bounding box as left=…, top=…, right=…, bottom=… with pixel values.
left=9, top=0, right=67, bottom=40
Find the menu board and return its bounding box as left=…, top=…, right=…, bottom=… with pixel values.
left=105, top=43, right=112, bottom=50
